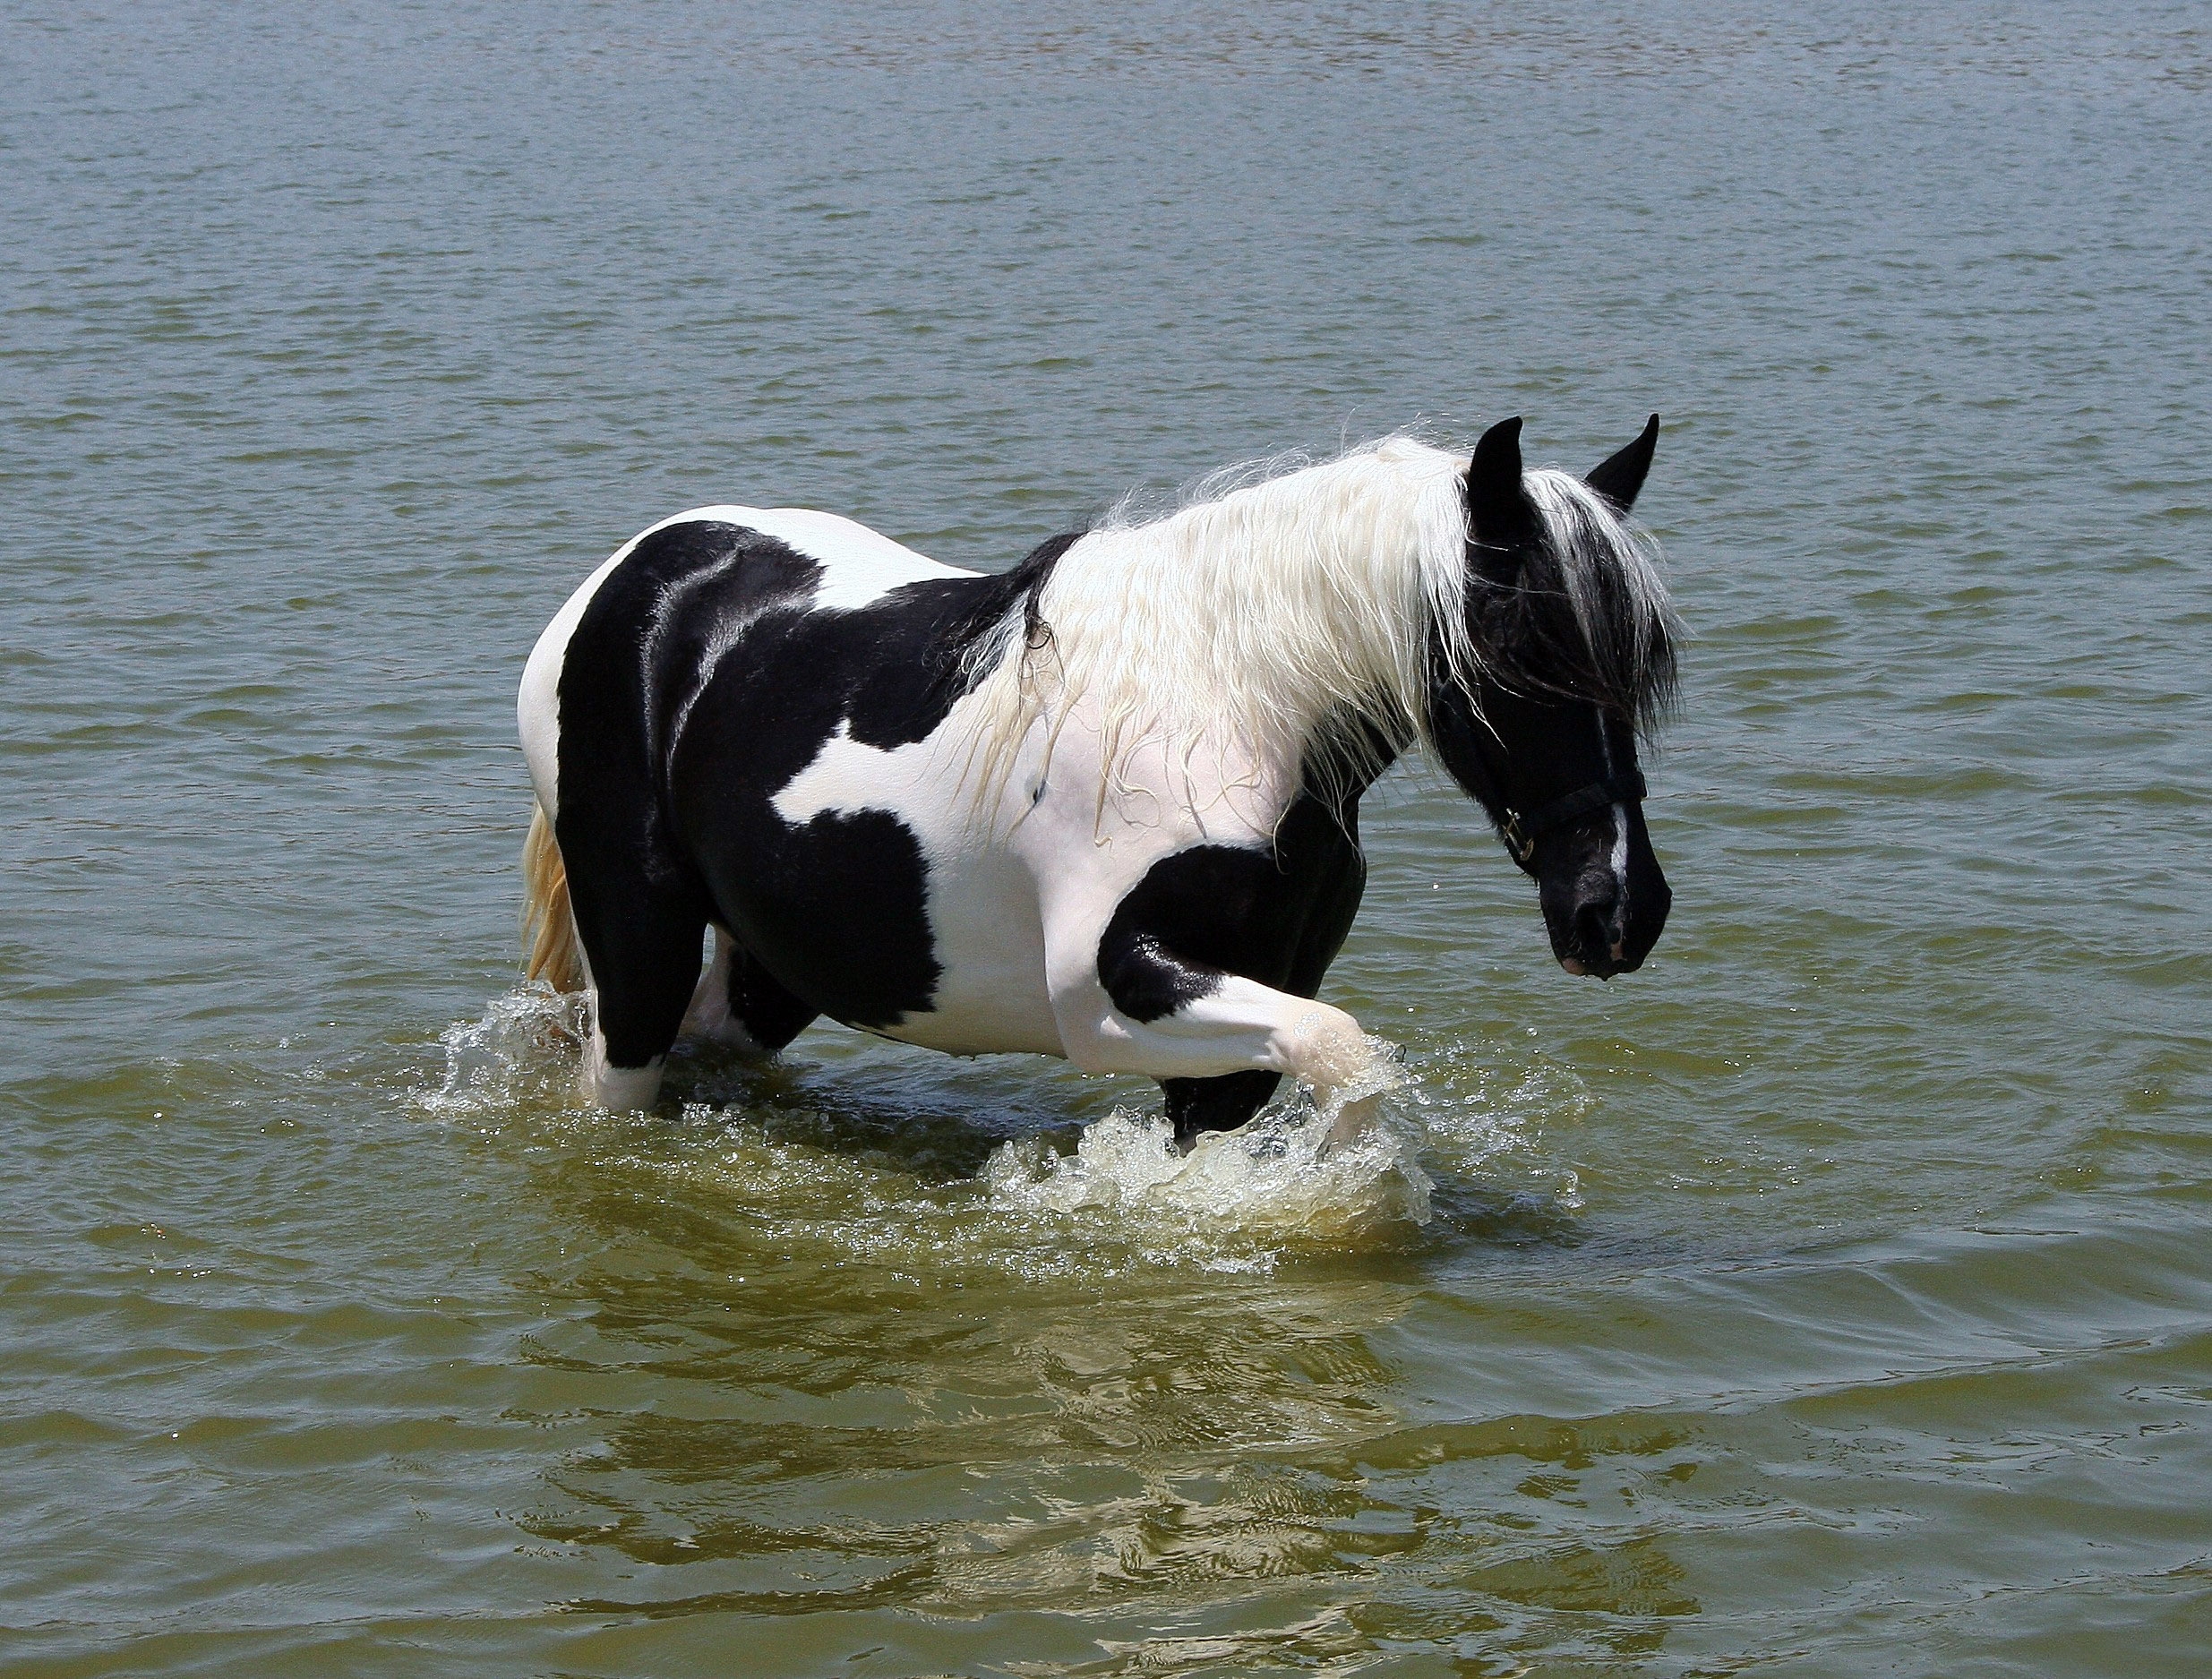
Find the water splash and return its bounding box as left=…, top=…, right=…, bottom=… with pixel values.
left=1402, top=1031, right=1594, bottom=1212
left=982, top=1049, right=1433, bottom=1250
left=413, top=992, right=1451, bottom=1271
left=417, top=981, right=588, bottom=1120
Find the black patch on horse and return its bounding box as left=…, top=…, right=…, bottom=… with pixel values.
left=554, top=520, right=824, bottom=1066
left=1095, top=792, right=1369, bottom=1140
left=840, top=531, right=1080, bottom=751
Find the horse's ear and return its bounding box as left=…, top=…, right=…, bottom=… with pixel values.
left=1586, top=413, right=1659, bottom=513
left=1467, top=415, right=1535, bottom=579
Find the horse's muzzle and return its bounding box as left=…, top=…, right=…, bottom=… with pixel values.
left=1546, top=866, right=1669, bottom=981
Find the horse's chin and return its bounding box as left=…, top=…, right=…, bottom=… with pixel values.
left=1556, top=955, right=1624, bottom=981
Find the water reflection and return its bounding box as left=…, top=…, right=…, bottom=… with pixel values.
left=468, top=1031, right=1715, bottom=1666
left=524, top=1269, right=1419, bottom=1615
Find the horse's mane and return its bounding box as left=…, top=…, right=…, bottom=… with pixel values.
left=957, top=434, right=1675, bottom=813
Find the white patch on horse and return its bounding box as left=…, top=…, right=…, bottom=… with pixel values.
left=772, top=711, right=1062, bottom=1056
left=1597, top=718, right=1631, bottom=912
left=584, top=1032, right=664, bottom=1110
left=959, top=437, right=1475, bottom=808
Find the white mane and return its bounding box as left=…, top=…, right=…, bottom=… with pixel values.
left=958, top=434, right=1668, bottom=812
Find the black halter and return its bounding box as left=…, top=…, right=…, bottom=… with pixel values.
left=1499, top=769, right=1647, bottom=867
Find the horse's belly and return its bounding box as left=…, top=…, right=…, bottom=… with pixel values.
left=864, top=839, right=1056, bottom=1055
left=880, top=953, right=1061, bottom=1057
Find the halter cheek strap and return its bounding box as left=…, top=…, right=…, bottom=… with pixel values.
left=1500, top=770, right=1648, bottom=866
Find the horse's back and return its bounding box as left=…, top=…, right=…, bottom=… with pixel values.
left=519, top=505, right=973, bottom=813
left=673, top=504, right=974, bottom=607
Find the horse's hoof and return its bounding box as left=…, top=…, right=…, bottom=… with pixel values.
left=1325, top=1092, right=1382, bottom=1152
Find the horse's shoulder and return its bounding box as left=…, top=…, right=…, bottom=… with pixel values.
left=1093, top=792, right=1367, bottom=1004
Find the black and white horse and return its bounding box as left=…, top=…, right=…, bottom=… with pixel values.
left=519, top=416, right=1677, bottom=1145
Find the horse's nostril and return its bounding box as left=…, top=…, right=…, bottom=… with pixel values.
left=1573, top=903, right=1614, bottom=955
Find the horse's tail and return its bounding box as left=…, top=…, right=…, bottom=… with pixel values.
left=521, top=801, right=587, bottom=992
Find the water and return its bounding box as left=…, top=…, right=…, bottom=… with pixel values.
left=5, top=2, right=2210, bottom=1672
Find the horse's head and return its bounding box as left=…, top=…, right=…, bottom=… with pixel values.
left=1427, top=415, right=1678, bottom=980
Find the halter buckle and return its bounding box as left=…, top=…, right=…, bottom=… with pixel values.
left=1500, top=810, right=1535, bottom=864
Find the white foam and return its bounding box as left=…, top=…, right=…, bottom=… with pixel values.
left=982, top=1050, right=1434, bottom=1253
left=414, top=993, right=1474, bottom=1273
left=417, top=981, right=588, bottom=1119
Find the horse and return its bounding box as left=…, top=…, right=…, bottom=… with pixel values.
left=517, top=415, right=1678, bottom=1147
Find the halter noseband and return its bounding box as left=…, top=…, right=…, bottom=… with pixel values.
left=1499, top=769, right=1647, bottom=867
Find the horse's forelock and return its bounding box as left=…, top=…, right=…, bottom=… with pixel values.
left=1480, top=468, right=1679, bottom=733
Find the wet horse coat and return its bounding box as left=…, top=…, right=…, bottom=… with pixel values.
left=519, top=420, right=1677, bottom=1139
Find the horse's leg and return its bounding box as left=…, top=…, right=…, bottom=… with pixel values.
left=1161, top=1070, right=1282, bottom=1148
left=1051, top=956, right=1385, bottom=1135
left=1044, top=799, right=1377, bottom=1144
left=565, top=871, right=707, bottom=1111
left=682, top=927, right=817, bottom=1055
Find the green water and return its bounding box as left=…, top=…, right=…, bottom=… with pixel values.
left=5, top=4, right=2210, bottom=1673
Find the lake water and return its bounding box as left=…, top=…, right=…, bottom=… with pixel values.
left=5, top=3, right=2210, bottom=1674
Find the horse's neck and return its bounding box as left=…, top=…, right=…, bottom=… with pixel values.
left=1310, top=707, right=1410, bottom=802
left=966, top=448, right=1459, bottom=820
